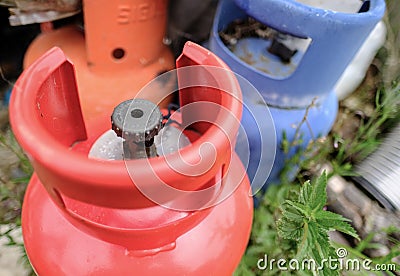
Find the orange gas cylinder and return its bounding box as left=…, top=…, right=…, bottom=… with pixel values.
left=10, top=42, right=253, bottom=275
left=23, top=0, right=175, bottom=123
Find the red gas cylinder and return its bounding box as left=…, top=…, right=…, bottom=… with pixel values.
left=10, top=42, right=253, bottom=275
left=23, top=0, right=175, bottom=122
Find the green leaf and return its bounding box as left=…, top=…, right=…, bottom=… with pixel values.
left=281, top=130, right=289, bottom=153
left=314, top=210, right=359, bottom=240
left=299, top=180, right=312, bottom=205
left=277, top=216, right=304, bottom=241
left=284, top=200, right=308, bottom=217
left=309, top=171, right=327, bottom=210
left=307, top=222, right=331, bottom=261
left=281, top=201, right=306, bottom=223
left=276, top=171, right=361, bottom=276
left=314, top=209, right=351, bottom=223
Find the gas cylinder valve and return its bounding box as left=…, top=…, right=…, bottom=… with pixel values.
left=111, top=98, right=163, bottom=159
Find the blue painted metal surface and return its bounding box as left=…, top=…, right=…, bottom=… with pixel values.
left=227, top=0, right=385, bottom=107
left=209, top=0, right=385, bottom=191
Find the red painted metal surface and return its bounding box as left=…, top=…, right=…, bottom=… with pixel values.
left=10, top=42, right=253, bottom=275
left=23, top=0, right=175, bottom=122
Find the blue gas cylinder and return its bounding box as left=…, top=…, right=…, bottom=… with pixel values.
left=209, top=0, right=385, bottom=192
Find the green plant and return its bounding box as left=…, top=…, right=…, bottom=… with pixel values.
left=332, top=82, right=400, bottom=168
left=287, top=81, right=400, bottom=180
left=0, top=130, right=32, bottom=223
left=234, top=172, right=361, bottom=276
left=0, top=129, right=33, bottom=274
left=277, top=171, right=359, bottom=275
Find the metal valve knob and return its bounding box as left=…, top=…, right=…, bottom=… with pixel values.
left=111, top=98, right=163, bottom=159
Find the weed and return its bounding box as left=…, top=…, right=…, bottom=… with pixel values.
left=277, top=172, right=359, bottom=276
left=332, top=82, right=400, bottom=168
left=0, top=128, right=33, bottom=274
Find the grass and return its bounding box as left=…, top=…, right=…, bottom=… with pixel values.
left=0, top=128, right=32, bottom=273
left=0, top=129, right=31, bottom=224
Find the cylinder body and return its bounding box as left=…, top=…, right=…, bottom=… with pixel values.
left=208, top=0, right=385, bottom=189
